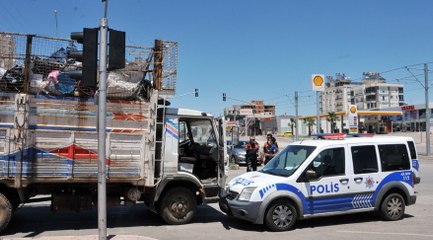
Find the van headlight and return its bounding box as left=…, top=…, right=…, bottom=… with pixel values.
left=238, top=187, right=257, bottom=201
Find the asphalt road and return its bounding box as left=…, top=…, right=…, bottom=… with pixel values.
left=2, top=137, right=433, bottom=240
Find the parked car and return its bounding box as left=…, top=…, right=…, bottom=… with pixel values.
left=228, top=140, right=262, bottom=165
left=280, top=131, right=293, bottom=137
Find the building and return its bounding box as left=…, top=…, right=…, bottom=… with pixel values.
left=224, top=100, right=276, bottom=136
left=319, top=72, right=405, bottom=133
left=0, top=35, right=16, bottom=70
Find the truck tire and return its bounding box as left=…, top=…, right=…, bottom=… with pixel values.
left=265, top=199, right=297, bottom=231
left=160, top=187, right=197, bottom=225
left=0, top=192, right=13, bottom=233
left=380, top=193, right=405, bottom=221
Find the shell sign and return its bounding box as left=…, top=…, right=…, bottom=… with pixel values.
left=312, top=74, right=325, bottom=92
left=348, top=105, right=358, bottom=133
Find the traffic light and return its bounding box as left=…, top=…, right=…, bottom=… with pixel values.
left=223, top=93, right=226, bottom=101
left=194, top=88, right=199, bottom=97
left=69, top=28, right=98, bottom=89
left=108, top=29, right=125, bottom=70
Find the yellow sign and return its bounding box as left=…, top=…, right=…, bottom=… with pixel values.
left=350, top=106, right=357, bottom=114
left=313, top=75, right=324, bottom=86
left=311, top=74, right=325, bottom=92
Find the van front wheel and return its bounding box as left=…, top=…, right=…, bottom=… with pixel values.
left=380, top=193, right=405, bottom=221
left=265, top=200, right=297, bottom=231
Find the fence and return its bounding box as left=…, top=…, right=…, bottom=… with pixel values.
left=0, top=32, right=177, bottom=99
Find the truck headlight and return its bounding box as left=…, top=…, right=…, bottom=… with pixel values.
left=238, top=187, right=257, bottom=201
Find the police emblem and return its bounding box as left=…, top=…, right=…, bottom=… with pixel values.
left=365, top=176, right=374, bottom=189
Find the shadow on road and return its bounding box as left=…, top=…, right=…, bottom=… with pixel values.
left=3, top=202, right=415, bottom=237
left=4, top=203, right=228, bottom=237
left=218, top=211, right=414, bottom=232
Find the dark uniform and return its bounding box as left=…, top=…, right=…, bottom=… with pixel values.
left=245, top=140, right=259, bottom=172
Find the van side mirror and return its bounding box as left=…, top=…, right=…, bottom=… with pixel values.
left=305, top=169, right=317, bottom=180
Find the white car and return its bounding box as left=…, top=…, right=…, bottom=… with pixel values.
left=219, top=136, right=419, bottom=231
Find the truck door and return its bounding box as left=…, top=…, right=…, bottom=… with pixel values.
left=217, top=118, right=228, bottom=187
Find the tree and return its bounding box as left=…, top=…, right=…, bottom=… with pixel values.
left=326, top=112, right=337, bottom=133
left=303, top=117, right=315, bottom=136
left=288, top=118, right=296, bottom=133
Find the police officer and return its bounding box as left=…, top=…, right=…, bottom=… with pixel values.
left=245, top=136, right=259, bottom=172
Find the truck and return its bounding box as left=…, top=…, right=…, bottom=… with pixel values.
left=0, top=32, right=228, bottom=232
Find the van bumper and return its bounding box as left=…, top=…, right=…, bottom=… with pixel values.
left=408, top=195, right=417, bottom=205
left=225, top=199, right=262, bottom=223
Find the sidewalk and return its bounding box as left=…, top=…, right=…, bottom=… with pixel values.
left=3, top=235, right=157, bottom=240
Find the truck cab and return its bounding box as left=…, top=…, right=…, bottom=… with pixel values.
left=147, top=108, right=228, bottom=224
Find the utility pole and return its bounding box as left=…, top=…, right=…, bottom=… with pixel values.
left=316, top=91, right=320, bottom=134
left=425, top=63, right=430, bottom=155
left=295, top=91, right=299, bottom=141
left=98, top=1, right=108, bottom=239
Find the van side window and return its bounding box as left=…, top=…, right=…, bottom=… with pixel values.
left=306, top=147, right=345, bottom=179
left=379, top=144, right=410, bottom=171
left=351, top=145, right=378, bottom=174
left=407, top=141, right=417, bottom=159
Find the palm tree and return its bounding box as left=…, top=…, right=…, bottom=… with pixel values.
left=326, top=112, right=337, bottom=133
left=288, top=118, right=296, bottom=133
left=303, top=117, right=315, bottom=136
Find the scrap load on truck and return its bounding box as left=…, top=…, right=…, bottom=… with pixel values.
left=0, top=32, right=227, bottom=232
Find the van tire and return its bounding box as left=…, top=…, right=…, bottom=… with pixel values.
left=265, top=200, right=297, bottom=231
left=380, top=193, right=405, bottom=221
left=160, top=187, right=197, bottom=225
left=0, top=192, right=13, bottom=233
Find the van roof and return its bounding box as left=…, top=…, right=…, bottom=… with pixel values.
left=292, top=136, right=415, bottom=148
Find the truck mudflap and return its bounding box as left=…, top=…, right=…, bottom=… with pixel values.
left=219, top=197, right=232, bottom=216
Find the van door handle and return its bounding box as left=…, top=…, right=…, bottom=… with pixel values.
left=354, top=177, right=363, bottom=183
left=339, top=178, right=349, bottom=184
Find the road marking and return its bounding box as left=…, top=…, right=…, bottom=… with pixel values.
left=337, top=230, right=433, bottom=238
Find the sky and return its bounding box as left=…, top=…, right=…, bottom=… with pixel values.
left=1, top=0, right=433, bottom=117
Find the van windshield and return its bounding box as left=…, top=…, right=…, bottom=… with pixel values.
left=260, top=145, right=316, bottom=177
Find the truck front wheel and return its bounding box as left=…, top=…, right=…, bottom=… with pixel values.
left=160, top=187, right=197, bottom=225
left=0, top=192, right=13, bottom=233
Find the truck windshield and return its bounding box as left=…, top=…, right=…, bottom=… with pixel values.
left=260, top=145, right=316, bottom=177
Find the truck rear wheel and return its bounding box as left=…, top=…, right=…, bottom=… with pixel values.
left=160, top=187, right=197, bottom=225
left=0, top=192, right=13, bottom=233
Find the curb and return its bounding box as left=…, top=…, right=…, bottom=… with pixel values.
left=3, top=235, right=157, bottom=240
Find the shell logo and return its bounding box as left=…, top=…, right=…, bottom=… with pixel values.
left=350, top=106, right=357, bottom=113
left=313, top=75, right=324, bottom=86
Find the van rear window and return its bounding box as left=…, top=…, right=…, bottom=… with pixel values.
left=378, top=144, right=410, bottom=171
left=407, top=141, right=417, bottom=159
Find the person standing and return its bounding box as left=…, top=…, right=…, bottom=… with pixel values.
left=263, top=134, right=278, bottom=164
left=264, top=136, right=278, bottom=164
left=245, top=136, right=259, bottom=172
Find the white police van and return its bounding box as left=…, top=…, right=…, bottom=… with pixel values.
left=219, top=135, right=419, bottom=231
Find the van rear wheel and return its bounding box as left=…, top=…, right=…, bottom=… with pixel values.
left=160, top=187, right=197, bottom=225
left=0, top=192, right=13, bottom=233
left=265, top=200, right=297, bottom=231
left=380, top=193, right=405, bottom=221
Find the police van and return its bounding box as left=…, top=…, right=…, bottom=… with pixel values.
left=219, top=135, right=420, bottom=231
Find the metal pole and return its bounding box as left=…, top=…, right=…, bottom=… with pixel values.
left=98, top=1, right=108, bottom=239
left=295, top=91, right=299, bottom=141
left=54, top=10, right=58, bottom=37
left=316, top=91, right=320, bottom=134
left=425, top=63, right=430, bottom=155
